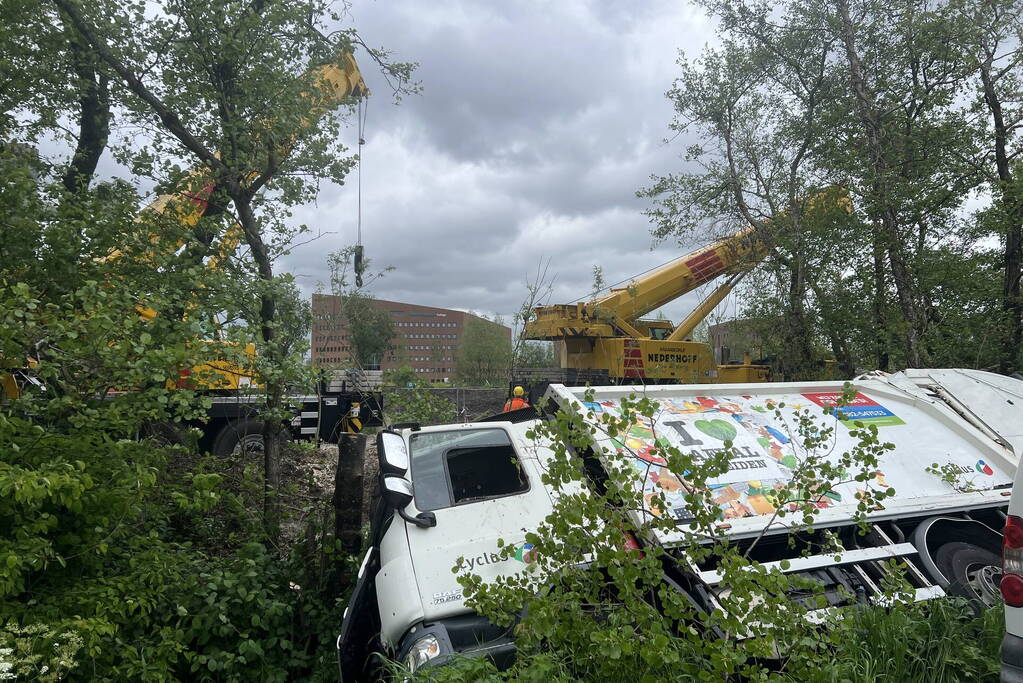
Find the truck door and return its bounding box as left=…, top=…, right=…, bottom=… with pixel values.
left=401, top=426, right=550, bottom=620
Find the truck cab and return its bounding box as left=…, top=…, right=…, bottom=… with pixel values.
left=338, top=419, right=563, bottom=677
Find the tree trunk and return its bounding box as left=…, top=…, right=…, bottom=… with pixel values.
left=871, top=222, right=890, bottom=371
left=887, top=238, right=923, bottom=367
left=235, top=193, right=283, bottom=543
left=61, top=33, right=110, bottom=193
left=783, top=252, right=815, bottom=380
left=981, top=64, right=1023, bottom=373
left=333, top=433, right=368, bottom=556
left=835, top=0, right=923, bottom=367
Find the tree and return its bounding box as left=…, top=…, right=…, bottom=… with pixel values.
left=456, top=313, right=511, bottom=386
left=511, top=257, right=555, bottom=365
left=515, top=340, right=556, bottom=368
left=55, top=0, right=414, bottom=539
left=1, top=0, right=119, bottom=192
left=343, top=293, right=394, bottom=369
left=642, top=0, right=851, bottom=379
left=325, top=245, right=395, bottom=370
left=645, top=0, right=1005, bottom=376
left=954, top=0, right=1023, bottom=372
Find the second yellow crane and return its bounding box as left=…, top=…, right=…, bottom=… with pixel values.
left=522, top=189, right=850, bottom=384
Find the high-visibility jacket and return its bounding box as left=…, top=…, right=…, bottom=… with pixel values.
left=502, top=397, right=529, bottom=412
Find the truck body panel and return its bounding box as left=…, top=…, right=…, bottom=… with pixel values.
left=899, top=368, right=1023, bottom=456
left=546, top=377, right=1016, bottom=547
left=375, top=518, right=423, bottom=649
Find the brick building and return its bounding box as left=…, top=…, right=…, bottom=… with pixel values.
left=310, top=294, right=511, bottom=381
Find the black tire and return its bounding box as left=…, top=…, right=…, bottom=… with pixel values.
left=211, top=417, right=266, bottom=457
left=142, top=421, right=189, bottom=447
left=934, top=541, right=1002, bottom=608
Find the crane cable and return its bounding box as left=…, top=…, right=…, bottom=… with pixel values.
left=354, top=94, right=368, bottom=286
left=357, top=94, right=367, bottom=246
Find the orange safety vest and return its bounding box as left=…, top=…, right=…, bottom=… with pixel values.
left=502, top=397, right=529, bottom=412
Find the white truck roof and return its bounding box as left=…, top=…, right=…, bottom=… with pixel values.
left=545, top=372, right=1020, bottom=545
left=893, top=368, right=1023, bottom=457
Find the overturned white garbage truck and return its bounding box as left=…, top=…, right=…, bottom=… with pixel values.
left=337, top=369, right=1023, bottom=678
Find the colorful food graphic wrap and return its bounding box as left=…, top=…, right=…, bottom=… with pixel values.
left=577, top=388, right=1013, bottom=526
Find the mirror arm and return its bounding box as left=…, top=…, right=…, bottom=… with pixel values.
left=397, top=507, right=436, bottom=528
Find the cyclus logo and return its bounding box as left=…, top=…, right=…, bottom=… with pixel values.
left=513, top=542, right=538, bottom=565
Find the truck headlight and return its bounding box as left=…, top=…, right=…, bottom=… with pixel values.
left=404, top=634, right=442, bottom=671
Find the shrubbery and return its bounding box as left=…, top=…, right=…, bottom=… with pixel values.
left=0, top=409, right=351, bottom=681
left=383, top=366, right=457, bottom=426
left=411, top=599, right=1002, bottom=682
left=0, top=157, right=352, bottom=681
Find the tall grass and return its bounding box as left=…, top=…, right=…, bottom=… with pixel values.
left=785, top=599, right=1003, bottom=683
left=406, top=598, right=1004, bottom=682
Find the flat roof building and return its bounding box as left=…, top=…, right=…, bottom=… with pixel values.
left=311, top=294, right=511, bottom=382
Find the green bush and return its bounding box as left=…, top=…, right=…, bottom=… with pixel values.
left=383, top=386, right=457, bottom=426
left=406, top=599, right=1002, bottom=682
left=0, top=405, right=349, bottom=681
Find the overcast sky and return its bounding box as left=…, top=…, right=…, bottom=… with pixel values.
left=280, top=0, right=742, bottom=328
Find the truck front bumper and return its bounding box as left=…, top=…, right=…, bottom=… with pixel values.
left=397, top=615, right=517, bottom=673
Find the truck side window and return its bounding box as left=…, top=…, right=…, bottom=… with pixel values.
left=447, top=445, right=527, bottom=504
left=409, top=428, right=528, bottom=511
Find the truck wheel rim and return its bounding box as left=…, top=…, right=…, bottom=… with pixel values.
left=965, top=562, right=1001, bottom=607
left=235, top=433, right=265, bottom=455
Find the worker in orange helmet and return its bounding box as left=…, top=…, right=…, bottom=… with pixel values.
left=503, top=385, right=530, bottom=412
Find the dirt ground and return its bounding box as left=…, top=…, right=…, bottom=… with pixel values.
left=277, top=438, right=379, bottom=547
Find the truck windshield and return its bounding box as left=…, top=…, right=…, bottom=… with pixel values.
left=409, top=428, right=528, bottom=511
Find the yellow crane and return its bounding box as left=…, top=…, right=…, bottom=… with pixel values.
left=2, top=49, right=369, bottom=398
left=119, top=50, right=369, bottom=391
left=523, top=227, right=768, bottom=384
left=522, top=189, right=849, bottom=384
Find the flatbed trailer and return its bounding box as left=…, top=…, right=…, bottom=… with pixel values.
left=197, top=387, right=383, bottom=455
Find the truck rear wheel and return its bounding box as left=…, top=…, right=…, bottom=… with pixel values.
left=212, top=417, right=268, bottom=457
left=934, top=541, right=1001, bottom=608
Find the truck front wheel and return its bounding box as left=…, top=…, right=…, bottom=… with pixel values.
left=934, top=541, right=1002, bottom=608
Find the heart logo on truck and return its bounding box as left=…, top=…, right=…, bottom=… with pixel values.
left=694, top=419, right=737, bottom=442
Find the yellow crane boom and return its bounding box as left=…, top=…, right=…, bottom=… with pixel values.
left=522, top=188, right=849, bottom=384
left=525, top=227, right=764, bottom=343
left=522, top=226, right=766, bottom=384
left=111, top=49, right=369, bottom=390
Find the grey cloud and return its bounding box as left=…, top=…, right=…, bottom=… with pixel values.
left=283, top=0, right=724, bottom=327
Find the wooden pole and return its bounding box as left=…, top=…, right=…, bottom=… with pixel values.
left=333, top=433, right=368, bottom=555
